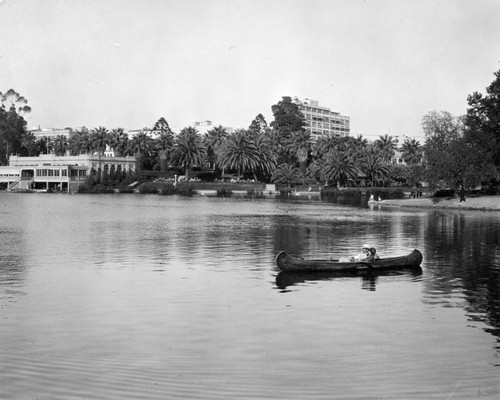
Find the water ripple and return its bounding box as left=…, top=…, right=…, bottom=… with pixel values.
left=0, top=194, right=499, bottom=399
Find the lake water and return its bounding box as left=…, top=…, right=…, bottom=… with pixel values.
left=0, top=193, right=499, bottom=399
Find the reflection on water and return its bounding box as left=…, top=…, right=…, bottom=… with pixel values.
left=0, top=222, right=28, bottom=305
left=275, top=267, right=423, bottom=292
left=422, top=211, right=500, bottom=344
left=0, top=193, right=499, bottom=399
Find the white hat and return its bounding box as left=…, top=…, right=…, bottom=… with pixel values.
left=362, top=244, right=371, bottom=249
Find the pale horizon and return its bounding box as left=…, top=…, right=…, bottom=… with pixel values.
left=2, top=0, right=500, bottom=143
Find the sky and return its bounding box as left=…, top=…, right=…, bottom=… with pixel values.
left=1, top=0, right=500, bottom=143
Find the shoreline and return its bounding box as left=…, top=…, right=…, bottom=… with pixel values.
left=2, top=185, right=498, bottom=211
left=379, top=195, right=500, bottom=211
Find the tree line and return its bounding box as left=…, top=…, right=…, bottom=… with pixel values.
left=1, top=67, right=499, bottom=191
left=422, top=68, right=500, bottom=191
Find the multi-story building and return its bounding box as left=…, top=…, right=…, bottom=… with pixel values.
left=293, top=97, right=350, bottom=142
left=0, top=154, right=137, bottom=193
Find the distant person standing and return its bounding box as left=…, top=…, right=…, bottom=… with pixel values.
left=459, top=184, right=466, bottom=202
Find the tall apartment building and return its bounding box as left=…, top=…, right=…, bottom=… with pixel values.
left=293, top=97, right=350, bottom=142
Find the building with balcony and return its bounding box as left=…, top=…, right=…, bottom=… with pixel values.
left=293, top=97, right=350, bottom=142
left=0, top=154, right=137, bottom=193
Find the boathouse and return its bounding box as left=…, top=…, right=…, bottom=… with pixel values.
left=0, top=154, right=137, bottom=193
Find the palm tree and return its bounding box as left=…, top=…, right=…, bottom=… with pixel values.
left=254, top=133, right=277, bottom=179
left=21, top=131, right=38, bottom=156
left=217, top=130, right=260, bottom=180
left=170, top=127, right=206, bottom=181
left=129, top=130, right=154, bottom=170
left=154, top=131, right=174, bottom=170
left=68, top=127, right=91, bottom=155
left=400, top=138, right=423, bottom=165
left=287, top=130, right=311, bottom=174
left=271, top=163, right=304, bottom=190
left=53, top=135, right=69, bottom=156
left=347, top=135, right=370, bottom=164
left=320, top=149, right=359, bottom=187
left=267, top=127, right=288, bottom=164
left=204, top=125, right=227, bottom=169
left=108, top=128, right=129, bottom=157
left=90, top=127, right=109, bottom=177
left=312, top=135, right=340, bottom=159
left=353, top=134, right=368, bottom=148
left=374, top=134, right=398, bottom=162
left=306, top=159, right=323, bottom=182
left=37, top=135, right=52, bottom=154
left=362, top=150, right=391, bottom=187
left=90, top=127, right=108, bottom=155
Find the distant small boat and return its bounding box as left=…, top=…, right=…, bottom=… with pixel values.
left=276, top=249, right=423, bottom=272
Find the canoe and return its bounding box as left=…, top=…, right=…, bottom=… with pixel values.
left=275, top=249, right=423, bottom=272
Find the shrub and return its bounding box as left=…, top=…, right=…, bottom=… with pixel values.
left=159, top=183, right=176, bottom=195
left=138, top=182, right=161, bottom=194
left=433, top=189, right=455, bottom=198
left=176, top=183, right=194, bottom=196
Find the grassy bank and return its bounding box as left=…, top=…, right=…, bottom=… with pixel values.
left=380, top=195, right=500, bottom=211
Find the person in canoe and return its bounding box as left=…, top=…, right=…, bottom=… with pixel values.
left=351, top=244, right=371, bottom=261
left=337, top=244, right=380, bottom=262
left=366, top=247, right=380, bottom=261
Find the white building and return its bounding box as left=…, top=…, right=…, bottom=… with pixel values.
left=30, top=127, right=77, bottom=140
left=0, top=154, right=137, bottom=193
left=293, top=97, right=350, bottom=142
left=391, top=150, right=406, bottom=165
left=193, top=120, right=234, bottom=135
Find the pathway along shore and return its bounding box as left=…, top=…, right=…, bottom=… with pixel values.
left=379, top=195, right=500, bottom=211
